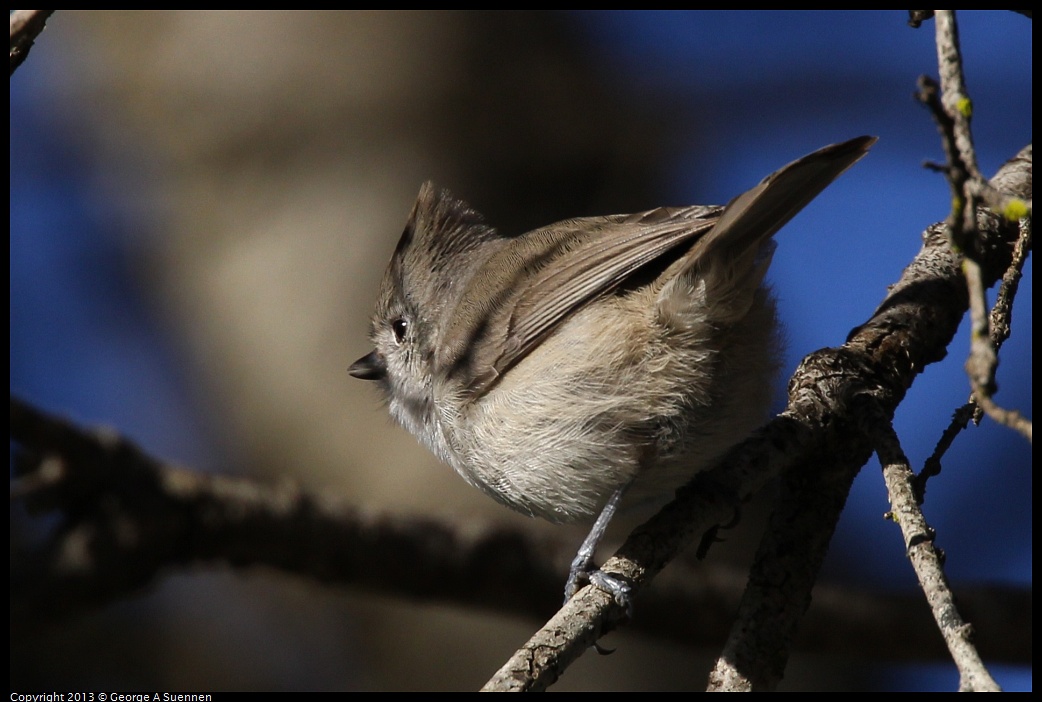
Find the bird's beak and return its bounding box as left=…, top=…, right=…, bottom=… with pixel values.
left=349, top=350, right=386, bottom=381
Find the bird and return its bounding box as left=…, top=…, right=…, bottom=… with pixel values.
left=350, top=136, right=876, bottom=603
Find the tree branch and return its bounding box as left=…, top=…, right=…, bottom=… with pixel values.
left=916, top=11, right=1033, bottom=443
left=10, top=10, right=55, bottom=76
left=875, top=424, right=1000, bottom=691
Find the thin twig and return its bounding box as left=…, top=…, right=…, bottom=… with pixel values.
left=917, top=205, right=1033, bottom=495
left=915, top=402, right=976, bottom=500
left=916, top=11, right=1032, bottom=443
left=876, top=424, right=1001, bottom=692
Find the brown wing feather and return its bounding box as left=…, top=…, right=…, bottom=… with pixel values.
left=445, top=136, right=876, bottom=397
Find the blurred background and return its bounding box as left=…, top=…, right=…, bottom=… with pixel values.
left=10, top=10, right=1031, bottom=691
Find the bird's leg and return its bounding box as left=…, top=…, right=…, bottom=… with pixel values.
left=564, top=480, right=633, bottom=610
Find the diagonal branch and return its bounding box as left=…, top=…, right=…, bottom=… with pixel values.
left=875, top=424, right=1000, bottom=692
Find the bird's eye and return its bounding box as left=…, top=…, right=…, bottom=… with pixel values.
left=391, top=318, right=408, bottom=344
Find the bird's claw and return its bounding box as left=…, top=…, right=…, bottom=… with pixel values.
left=564, top=566, right=634, bottom=619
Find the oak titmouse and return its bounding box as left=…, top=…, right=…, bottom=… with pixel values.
left=351, top=136, right=875, bottom=601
